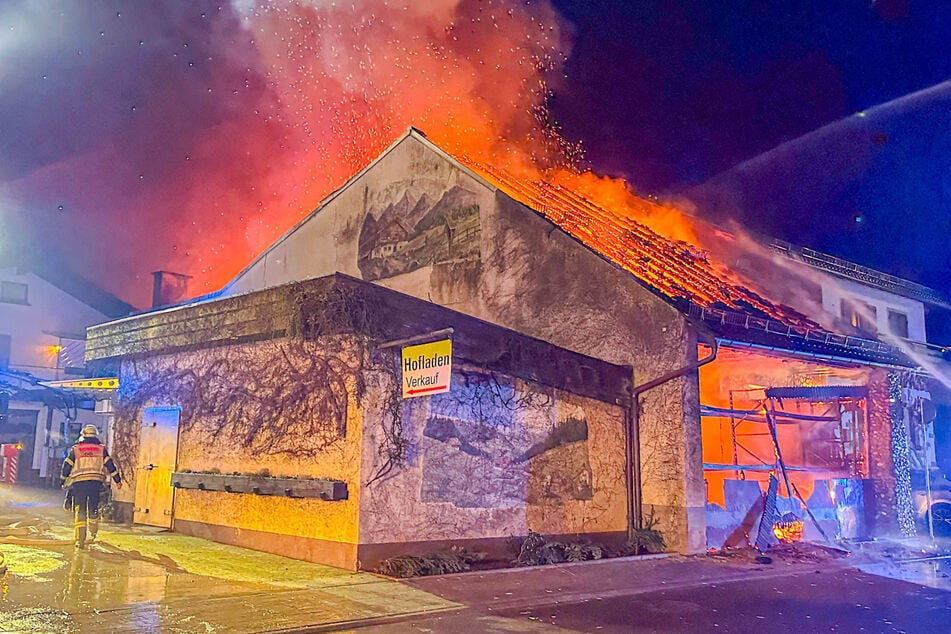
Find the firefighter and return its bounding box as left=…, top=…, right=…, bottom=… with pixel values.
left=61, top=425, right=122, bottom=548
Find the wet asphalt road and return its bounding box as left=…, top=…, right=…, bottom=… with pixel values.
left=5, top=485, right=951, bottom=633
left=357, top=564, right=951, bottom=633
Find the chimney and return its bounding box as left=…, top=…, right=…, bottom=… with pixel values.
left=151, top=271, right=192, bottom=308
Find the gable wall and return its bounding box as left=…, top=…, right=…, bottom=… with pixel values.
left=477, top=193, right=704, bottom=552
left=226, top=134, right=704, bottom=552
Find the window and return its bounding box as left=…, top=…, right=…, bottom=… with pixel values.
left=841, top=299, right=877, bottom=333
left=0, top=334, right=9, bottom=369
left=887, top=309, right=909, bottom=338
left=0, top=281, right=28, bottom=304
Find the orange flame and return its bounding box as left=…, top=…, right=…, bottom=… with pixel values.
left=457, top=156, right=815, bottom=323
left=14, top=1, right=840, bottom=323
left=772, top=518, right=804, bottom=542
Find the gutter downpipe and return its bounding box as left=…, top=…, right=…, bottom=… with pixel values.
left=627, top=334, right=719, bottom=540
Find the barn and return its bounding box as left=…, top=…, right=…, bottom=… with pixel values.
left=87, top=128, right=932, bottom=569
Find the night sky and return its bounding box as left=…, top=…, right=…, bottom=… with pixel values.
left=1, top=0, right=949, bottom=309
left=550, top=0, right=951, bottom=298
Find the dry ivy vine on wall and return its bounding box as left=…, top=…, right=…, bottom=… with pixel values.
left=113, top=285, right=409, bottom=484
left=365, top=352, right=409, bottom=486
left=116, top=337, right=362, bottom=458
left=452, top=369, right=554, bottom=413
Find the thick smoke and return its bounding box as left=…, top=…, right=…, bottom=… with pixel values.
left=4, top=0, right=936, bottom=364
left=2, top=0, right=571, bottom=306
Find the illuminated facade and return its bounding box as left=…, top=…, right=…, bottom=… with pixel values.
left=87, top=275, right=632, bottom=570
left=89, top=129, right=945, bottom=565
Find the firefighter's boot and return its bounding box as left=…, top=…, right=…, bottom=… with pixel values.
left=73, top=505, right=87, bottom=549
left=87, top=517, right=99, bottom=544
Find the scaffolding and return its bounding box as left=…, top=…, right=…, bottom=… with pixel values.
left=701, top=385, right=869, bottom=482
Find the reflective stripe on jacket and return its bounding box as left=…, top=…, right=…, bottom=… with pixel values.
left=66, top=442, right=107, bottom=484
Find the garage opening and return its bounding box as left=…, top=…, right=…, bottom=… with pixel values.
left=699, top=346, right=878, bottom=549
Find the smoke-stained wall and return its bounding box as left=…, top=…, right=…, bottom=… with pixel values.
left=357, top=366, right=627, bottom=566
left=480, top=191, right=703, bottom=553
left=226, top=132, right=704, bottom=552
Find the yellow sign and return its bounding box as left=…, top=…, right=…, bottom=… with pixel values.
left=401, top=339, right=452, bottom=398
left=42, top=378, right=119, bottom=390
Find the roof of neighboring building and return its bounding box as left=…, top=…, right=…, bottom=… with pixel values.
left=6, top=252, right=134, bottom=319
left=34, top=267, right=134, bottom=319
left=770, top=240, right=949, bottom=307
left=684, top=81, right=951, bottom=306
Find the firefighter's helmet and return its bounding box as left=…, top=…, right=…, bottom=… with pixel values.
left=80, top=425, right=99, bottom=438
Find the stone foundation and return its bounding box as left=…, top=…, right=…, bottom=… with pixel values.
left=173, top=519, right=358, bottom=571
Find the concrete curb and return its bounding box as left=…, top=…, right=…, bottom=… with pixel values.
left=262, top=605, right=465, bottom=633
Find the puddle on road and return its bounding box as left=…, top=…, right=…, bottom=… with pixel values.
left=4, top=543, right=277, bottom=610
left=0, top=544, right=67, bottom=581
left=859, top=557, right=951, bottom=590
left=1, top=542, right=284, bottom=634
left=0, top=488, right=458, bottom=633
left=0, top=606, right=73, bottom=633
left=93, top=531, right=380, bottom=589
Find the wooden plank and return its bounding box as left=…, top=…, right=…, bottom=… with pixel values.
left=171, top=472, right=349, bottom=501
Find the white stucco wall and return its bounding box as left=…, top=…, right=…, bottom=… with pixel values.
left=1, top=268, right=113, bottom=475
left=820, top=276, right=927, bottom=342
left=0, top=268, right=109, bottom=379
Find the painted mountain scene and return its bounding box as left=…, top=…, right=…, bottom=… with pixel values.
left=357, top=185, right=481, bottom=281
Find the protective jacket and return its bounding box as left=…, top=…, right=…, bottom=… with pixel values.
left=62, top=437, right=121, bottom=487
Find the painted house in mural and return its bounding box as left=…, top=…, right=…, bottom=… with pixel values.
left=87, top=128, right=945, bottom=569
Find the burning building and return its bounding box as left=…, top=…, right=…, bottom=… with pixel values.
left=86, top=128, right=946, bottom=567
left=87, top=274, right=632, bottom=569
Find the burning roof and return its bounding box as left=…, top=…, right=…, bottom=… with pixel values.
left=225, top=128, right=909, bottom=365
left=464, top=159, right=813, bottom=325
left=427, top=140, right=907, bottom=365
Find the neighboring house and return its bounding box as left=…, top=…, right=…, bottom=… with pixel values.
left=0, top=263, right=131, bottom=484
left=683, top=81, right=951, bottom=347
left=88, top=128, right=947, bottom=568
left=771, top=238, right=951, bottom=537
left=685, top=84, right=951, bottom=537
left=772, top=240, right=945, bottom=344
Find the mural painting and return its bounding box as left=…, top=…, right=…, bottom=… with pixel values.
left=357, top=184, right=481, bottom=281
left=419, top=372, right=594, bottom=509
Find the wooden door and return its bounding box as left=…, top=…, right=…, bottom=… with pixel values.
left=133, top=407, right=180, bottom=528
